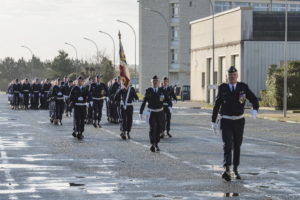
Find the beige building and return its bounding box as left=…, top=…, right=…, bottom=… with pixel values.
left=190, top=7, right=300, bottom=103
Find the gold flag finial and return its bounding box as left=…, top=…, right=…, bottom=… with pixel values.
left=118, top=31, right=121, bottom=40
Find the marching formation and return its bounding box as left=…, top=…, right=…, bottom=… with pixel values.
left=6, top=65, right=260, bottom=182
left=6, top=75, right=178, bottom=151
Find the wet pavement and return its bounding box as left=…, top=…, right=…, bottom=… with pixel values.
left=0, top=95, right=299, bottom=200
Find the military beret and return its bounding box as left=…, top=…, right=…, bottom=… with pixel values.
left=96, top=75, right=103, bottom=78
left=68, top=80, right=73, bottom=83
left=77, top=76, right=83, bottom=80
left=163, top=77, right=168, bottom=81
left=228, top=66, right=238, bottom=73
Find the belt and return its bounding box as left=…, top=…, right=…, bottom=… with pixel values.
left=92, top=97, right=105, bottom=100
left=148, top=108, right=163, bottom=112
left=75, top=103, right=87, bottom=106
left=163, top=103, right=169, bottom=106
left=56, top=97, right=64, bottom=100
left=121, top=103, right=133, bottom=106
left=221, top=115, right=244, bottom=120
left=23, top=90, right=29, bottom=92
left=14, top=91, right=20, bottom=93
left=33, top=91, right=39, bottom=93
left=44, top=91, right=49, bottom=93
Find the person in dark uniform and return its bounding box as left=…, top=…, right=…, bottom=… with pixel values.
left=7, top=82, right=14, bottom=108
left=212, top=66, right=259, bottom=181
left=89, top=75, right=108, bottom=128
left=140, top=75, right=171, bottom=152
left=69, top=77, right=92, bottom=139
left=40, top=79, right=52, bottom=109
left=21, top=78, right=31, bottom=110
left=49, top=79, right=65, bottom=125
left=63, top=80, right=74, bottom=117
left=85, top=77, right=94, bottom=124
left=160, top=77, right=177, bottom=138
left=31, top=78, right=42, bottom=109
left=108, top=77, right=121, bottom=123
left=12, top=79, right=22, bottom=110
left=115, top=79, right=139, bottom=140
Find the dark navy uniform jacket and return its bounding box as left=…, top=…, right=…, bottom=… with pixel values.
left=140, top=87, right=171, bottom=114
left=89, top=82, right=108, bottom=99
left=212, top=82, right=259, bottom=122
left=114, top=86, right=139, bottom=105
left=70, top=86, right=91, bottom=105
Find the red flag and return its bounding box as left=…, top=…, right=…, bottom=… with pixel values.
left=118, top=31, right=130, bottom=85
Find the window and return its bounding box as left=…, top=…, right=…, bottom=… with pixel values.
left=253, top=3, right=269, bottom=11
left=272, top=4, right=286, bottom=11
left=189, top=1, right=193, bottom=7
left=215, top=1, right=232, bottom=13
left=171, top=3, right=179, bottom=18
left=171, top=26, right=179, bottom=41
left=171, top=49, right=179, bottom=64
left=202, top=72, right=205, bottom=88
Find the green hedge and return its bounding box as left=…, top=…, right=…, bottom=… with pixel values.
left=261, top=61, right=300, bottom=109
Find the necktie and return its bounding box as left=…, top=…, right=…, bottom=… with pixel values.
left=232, top=85, right=235, bottom=92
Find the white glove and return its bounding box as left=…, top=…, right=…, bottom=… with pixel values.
left=250, top=109, right=258, bottom=119
left=173, top=100, right=177, bottom=104
left=168, top=107, right=173, bottom=113
left=139, top=114, right=143, bottom=120
left=211, top=122, right=219, bottom=135
left=89, top=101, right=93, bottom=107
left=135, top=100, right=139, bottom=103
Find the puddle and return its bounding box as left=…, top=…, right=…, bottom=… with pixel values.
left=69, top=183, right=85, bottom=187
left=197, top=192, right=240, bottom=198
left=153, top=194, right=166, bottom=198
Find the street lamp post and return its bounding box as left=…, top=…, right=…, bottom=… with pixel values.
left=209, top=0, right=216, bottom=102
left=117, top=19, right=137, bottom=88
left=21, top=45, right=34, bottom=79
left=98, top=30, right=116, bottom=72
left=283, top=0, right=288, bottom=117
left=83, top=37, right=99, bottom=63
left=143, top=7, right=170, bottom=80
left=65, top=42, right=79, bottom=77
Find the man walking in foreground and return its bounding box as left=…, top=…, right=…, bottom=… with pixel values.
left=211, top=66, right=259, bottom=181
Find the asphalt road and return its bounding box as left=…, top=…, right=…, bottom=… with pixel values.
left=0, top=95, right=299, bottom=200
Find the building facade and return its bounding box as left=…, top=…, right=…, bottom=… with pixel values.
left=190, top=7, right=300, bottom=103
left=139, top=0, right=300, bottom=93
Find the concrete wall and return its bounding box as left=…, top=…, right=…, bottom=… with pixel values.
left=190, top=7, right=250, bottom=102
left=139, top=0, right=210, bottom=94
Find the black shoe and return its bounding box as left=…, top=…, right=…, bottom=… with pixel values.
left=150, top=145, right=155, bottom=152
left=50, top=119, right=53, bottom=123
left=120, top=132, right=126, bottom=140
left=167, top=132, right=172, bottom=138
left=77, top=133, right=84, bottom=140
left=234, top=170, right=241, bottom=180
left=93, top=123, right=97, bottom=128
left=59, top=121, right=63, bottom=126
left=72, top=132, right=77, bottom=137
left=97, top=123, right=102, bottom=128
left=155, top=144, right=160, bottom=152
left=222, top=171, right=231, bottom=182
left=127, top=132, right=131, bottom=139
left=160, top=133, right=165, bottom=139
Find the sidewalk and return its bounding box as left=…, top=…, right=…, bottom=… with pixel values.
left=174, top=101, right=300, bottom=124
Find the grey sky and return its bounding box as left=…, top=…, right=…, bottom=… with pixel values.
left=0, top=0, right=139, bottom=64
